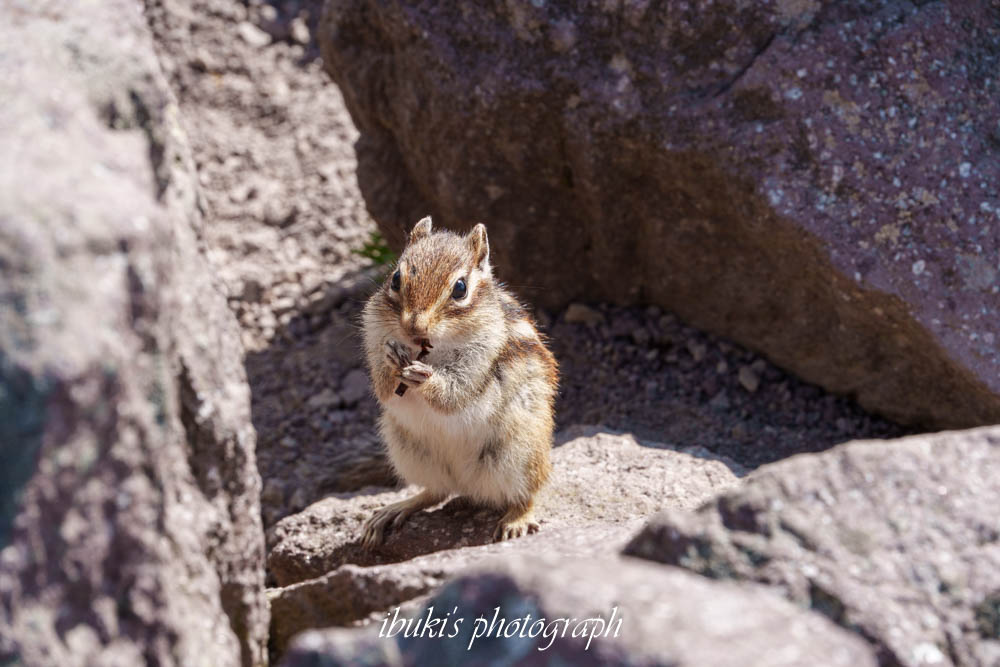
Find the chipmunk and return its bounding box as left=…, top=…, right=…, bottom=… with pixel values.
left=360, top=216, right=557, bottom=547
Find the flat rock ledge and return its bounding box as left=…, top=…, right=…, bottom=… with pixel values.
left=266, top=429, right=743, bottom=652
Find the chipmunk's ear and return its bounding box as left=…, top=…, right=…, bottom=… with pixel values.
left=467, top=223, right=489, bottom=269
left=409, top=216, right=433, bottom=243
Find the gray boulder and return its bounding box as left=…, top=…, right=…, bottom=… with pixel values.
left=279, top=555, right=877, bottom=667
left=625, top=427, right=1000, bottom=666
left=0, top=2, right=267, bottom=665
left=318, top=0, right=1000, bottom=429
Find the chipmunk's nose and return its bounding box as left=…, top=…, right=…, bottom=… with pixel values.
left=401, top=311, right=430, bottom=341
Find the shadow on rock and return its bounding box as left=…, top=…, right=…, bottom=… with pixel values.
left=245, top=266, right=397, bottom=528
left=272, top=495, right=502, bottom=580
left=248, top=264, right=911, bottom=530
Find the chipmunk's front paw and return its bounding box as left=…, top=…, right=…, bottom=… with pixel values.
left=400, top=360, right=433, bottom=388
left=385, top=340, right=411, bottom=372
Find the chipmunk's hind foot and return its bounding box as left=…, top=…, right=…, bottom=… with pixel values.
left=361, top=489, right=443, bottom=549
left=493, top=502, right=540, bottom=542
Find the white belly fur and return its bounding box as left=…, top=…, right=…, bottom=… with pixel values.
left=382, top=381, right=523, bottom=506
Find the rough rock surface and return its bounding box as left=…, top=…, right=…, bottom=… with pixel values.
left=319, top=0, right=1000, bottom=429
left=280, top=555, right=877, bottom=667
left=0, top=2, right=267, bottom=665
left=625, top=427, right=1000, bottom=667
left=142, top=0, right=395, bottom=528
left=145, top=0, right=376, bottom=352
left=265, top=430, right=742, bottom=651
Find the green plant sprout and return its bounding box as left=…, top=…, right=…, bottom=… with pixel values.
left=352, top=230, right=397, bottom=267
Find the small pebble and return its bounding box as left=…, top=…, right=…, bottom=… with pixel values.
left=307, top=388, right=341, bottom=409
left=261, top=479, right=285, bottom=505
left=738, top=365, right=760, bottom=393
left=239, top=277, right=264, bottom=302
left=709, top=390, right=731, bottom=411
left=290, top=16, right=310, bottom=45
left=687, top=340, right=707, bottom=362
left=564, top=303, right=605, bottom=326
left=238, top=21, right=272, bottom=48
left=289, top=487, right=308, bottom=511
left=631, top=327, right=651, bottom=346
left=272, top=296, right=297, bottom=315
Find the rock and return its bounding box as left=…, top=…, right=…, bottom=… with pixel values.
left=265, top=429, right=742, bottom=651
left=339, top=369, right=371, bottom=406
left=0, top=3, right=267, bottom=665
left=262, top=478, right=287, bottom=509
left=238, top=20, right=272, bottom=48
left=738, top=365, right=760, bottom=393
left=624, top=427, right=1000, bottom=667
left=303, top=266, right=381, bottom=317
left=630, top=326, right=650, bottom=346
left=264, top=199, right=298, bottom=228
left=708, top=390, right=730, bottom=412
left=280, top=555, right=876, bottom=667
left=319, top=0, right=1000, bottom=429
left=686, top=341, right=707, bottom=363
left=290, top=16, right=310, bottom=45
left=271, top=296, right=298, bottom=316
left=563, top=303, right=604, bottom=326
left=307, top=389, right=342, bottom=410
left=239, top=277, right=265, bottom=303
left=256, top=5, right=290, bottom=41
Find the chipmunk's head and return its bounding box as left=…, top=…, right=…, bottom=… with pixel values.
left=380, top=216, right=495, bottom=348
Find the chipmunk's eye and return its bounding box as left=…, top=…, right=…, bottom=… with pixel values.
left=451, top=278, right=467, bottom=300
left=391, top=269, right=401, bottom=292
